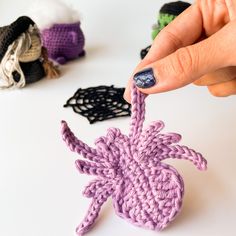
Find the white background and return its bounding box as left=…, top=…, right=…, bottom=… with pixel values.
left=0, top=0, right=236, bottom=236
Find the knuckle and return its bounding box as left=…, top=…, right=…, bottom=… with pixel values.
left=160, top=30, right=183, bottom=50
left=196, top=0, right=221, bottom=7
left=196, top=0, right=228, bottom=32
left=169, top=47, right=196, bottom=80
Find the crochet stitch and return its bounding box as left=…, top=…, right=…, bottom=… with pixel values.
left=152, top=1, right=191, bottom=40
left=29, top=0, right=85, bottom=64
left=61, top=83, right=207, bottom=235
left=0, top=17, right=43, bottom=88
left=64, top=85, right=131, bottom=124
left=0, top=16, right=35, bottom=61
left=0, top=16, right=59, bottom=88
left=41, top=23, right=85, bottom=64
left=19, top=60, right=45, bottom=84
left=19, top=34, right=41, bottom=62
left=140, top=1, right=191, bottom=59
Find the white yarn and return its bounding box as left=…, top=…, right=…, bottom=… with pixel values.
left=27, top=0, right=81, bottom=30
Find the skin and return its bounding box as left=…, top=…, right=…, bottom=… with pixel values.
left=124, top=0, right=236, bottom=102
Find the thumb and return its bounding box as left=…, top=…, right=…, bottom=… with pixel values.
left=133, top=21, right=236, bottom=94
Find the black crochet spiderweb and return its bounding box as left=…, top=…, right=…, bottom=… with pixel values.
left=64, top=85, right=131, bottom=124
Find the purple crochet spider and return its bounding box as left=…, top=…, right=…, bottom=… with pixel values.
left=61, top=84, right=207, bottom=236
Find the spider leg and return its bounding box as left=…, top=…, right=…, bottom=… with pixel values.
left=160, top=144, right=207, bottom=170
left=83, top=179, right=114, bottom=198
left=138, top=121, right=164, bottom=151
left=140, top=120, right=165, bottom=141
left=61, top=121, right=103, bottom=162
left=76, top=184, right=114, bottom=236
left=95, top=128, right=129, bottom=163
left=75, top=160, right=115, bottom=178
left=138, top=120, right=180, bottom=150
left=138, top=132, right=181, bottom=161
left=129, top=83, right=146, bottom=144
left=156, top=133, right=182, bottom=145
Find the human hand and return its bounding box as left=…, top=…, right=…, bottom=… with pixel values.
left=124, top=0, right=236, bottom=102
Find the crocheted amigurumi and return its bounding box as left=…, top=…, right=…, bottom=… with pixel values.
left=61, top=83, right=207, bottom=235
left=0, top=16, right=59, bottom=89
left=29, top=0, right=85, bottom=65
left=141, top=1, right=191, bottom=59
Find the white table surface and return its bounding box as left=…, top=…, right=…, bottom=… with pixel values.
left=0, top=0, right=236, bottom=236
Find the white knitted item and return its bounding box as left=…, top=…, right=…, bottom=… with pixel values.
left=27, top=0, right=81, bottom=30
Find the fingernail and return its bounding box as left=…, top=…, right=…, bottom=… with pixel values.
left=133, top=68, right=156, bottom=88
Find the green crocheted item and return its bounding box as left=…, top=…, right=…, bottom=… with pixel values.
left=152, top=13, right=176, bottom=40
left=140, top=2, right=191, bottom=59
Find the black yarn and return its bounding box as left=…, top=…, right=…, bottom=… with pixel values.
left=140, top=1, right=191, bottom=59
left=140, top=45, right=151, bottom=59
left=64, top=85, right=131, bottom=124
left=0, top=16, right=35, bottom=62
left=12, top=71, right=21, bottom=83
left=20, top=59, right=45, bottom=84
left=160, top=1, right=191, bottom=16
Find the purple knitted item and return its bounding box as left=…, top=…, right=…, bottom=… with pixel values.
left=61, top=83, right=207, bottom=235
left=42, top=22, right=85, bottom=64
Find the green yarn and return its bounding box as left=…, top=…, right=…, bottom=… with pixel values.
left=140, top=2, right=191, bottom=59
left=152, top=13, right=176, bottom=40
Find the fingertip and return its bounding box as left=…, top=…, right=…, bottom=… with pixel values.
left=207, top=79, right=236, bottom=97
left=123, top=79, right=132, bottom=103
left=123, top=88, right=131, bottom=103
left=132, top=66, right=168, bottom=94
left=135, top=87, right=157, bottom=95
left=207, top=86, right=226, bottom=97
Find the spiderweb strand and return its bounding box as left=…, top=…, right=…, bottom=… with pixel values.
left=64, top=85, right=131, bottom=124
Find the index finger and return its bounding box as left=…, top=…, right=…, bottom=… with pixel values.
left=147, top=3, right=203, bottom=61
left=124, top=3, right=203, bottom=102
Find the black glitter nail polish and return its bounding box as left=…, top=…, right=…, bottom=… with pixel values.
left=133, top=68, right=156, bottom=88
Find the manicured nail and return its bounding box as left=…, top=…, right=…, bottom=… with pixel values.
left=133, top=68, right=156, bottom=88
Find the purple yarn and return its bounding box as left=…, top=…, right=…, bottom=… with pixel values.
left=61, top=83, right=207, bottom=235
left=41, top=22, right=85, bottom=64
